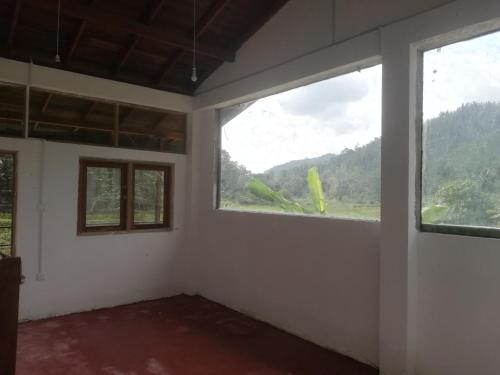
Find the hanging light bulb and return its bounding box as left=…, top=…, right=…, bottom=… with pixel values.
left=55, top=0, right=61, bottom=63
left=191, top=0, right=197, bottom=82
left=191, top=66, right=197, bottom=82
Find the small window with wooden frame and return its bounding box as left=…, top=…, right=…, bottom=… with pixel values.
left=78, top=159, right=172, bottom=234
left=0, top=152, right=16, bottom=257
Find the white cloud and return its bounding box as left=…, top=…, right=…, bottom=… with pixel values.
left=423, top=31, right=500, bottom=120
left=221, top=65, right=382, bottom=173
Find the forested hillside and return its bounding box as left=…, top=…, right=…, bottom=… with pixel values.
left=220, top=102, right=500, bottom=225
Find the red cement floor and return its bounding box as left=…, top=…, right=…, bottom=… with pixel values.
left=17, top=295, right=377, bottom=375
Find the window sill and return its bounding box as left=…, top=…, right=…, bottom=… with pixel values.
left=77, top=227, right=172, bottom=236
left=421, top=223, right=500, bottom=239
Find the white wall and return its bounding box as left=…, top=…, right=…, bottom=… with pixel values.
left=188, top=110, right=380, bottom=366
left=0, top=59, right=192, bottom=321
left=196, top=0, right=452, bottom=100
left=0, top=138, right=188, bottom=321
left=190, top=1, right=500, bottom=374
left=417, top=234, right=500, bottom=375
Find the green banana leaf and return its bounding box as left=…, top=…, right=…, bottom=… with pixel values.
left=307, top=167, right=326, bottom=214
left=421, top=205, right=447, bottom=224
left=247, top=178, right=304, bottom=213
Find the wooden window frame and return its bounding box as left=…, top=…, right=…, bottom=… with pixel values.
left=78, top=160, right=128, bottom=233
left=0, top=151, right=17, bottom=257
left=131, top=164, right=172, bottom=230
left=78, top=159, right=172, bottom=234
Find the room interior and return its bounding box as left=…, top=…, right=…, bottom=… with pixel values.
left=1, top=0, right=500, bottom=374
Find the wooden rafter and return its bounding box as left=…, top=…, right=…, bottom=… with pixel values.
left=157, top=0, right=231, bottom=85
left=7, top=0, right=22, bottom=48
left=119, top=107, right=136, bottom=126
left=34, top=92, right=53, bottom=130
left=115, top=0, right=165, bottom=75
left=83, top=101, right=97, bottom=120
left=25, top=0, right=235, bottom=62
left=41, top=93, right=53, bottom=113
left=0, top=114, right=185, bottom=141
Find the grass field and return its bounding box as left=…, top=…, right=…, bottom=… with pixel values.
left=220, top=200, right=380, bottom=221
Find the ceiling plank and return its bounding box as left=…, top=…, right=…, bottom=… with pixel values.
left=7, top=0, right=22, bottom=49
left=114, top=36, right=140, bottom=75
left=67, top=20, right=87, bottom=63
left=114, top=0, right=165, bottom=75
left=145, top=0, right=166, bottom=25
left=66, top=0, right=97, bottom=63
left=157, top=0, right=231, bottom=85
left=25, top=0, right=235, bottom=62
left=196, top=0, right=231, bottom=36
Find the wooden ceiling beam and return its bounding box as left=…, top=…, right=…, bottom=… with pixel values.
left=25, top=0, right=235, bottom=62
left=115, top=0, right=165, bottom=76
left=7, top=0, right=22, bottom=49
left=157, top=0, right=231, bottom=85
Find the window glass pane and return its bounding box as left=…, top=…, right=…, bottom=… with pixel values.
left=421, top=30, right=500, bottom=230
left=219, top=65, right=382, bottom=220
left=134, top=169, right=165, bottom=225
left=29, top=89, right=114, bottom=147
left=0, top=84, right=25, bottom=138
left=86, top=166, right=122, bottom=227
left=0, top=153, right=14, bottom=256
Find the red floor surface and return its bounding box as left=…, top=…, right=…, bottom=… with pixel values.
left=17, top=295, right=377, bottom=375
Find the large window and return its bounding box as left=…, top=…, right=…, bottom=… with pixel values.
left=78, top=159, right=172, bottom=233
left=218, top=65, right=382, bottom=220
left=0, top=152, right=15, bottom=257
left=420, top=30, right=500, bottom=237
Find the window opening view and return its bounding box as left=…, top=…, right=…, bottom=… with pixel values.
left=421, top=30, right=500, bottom=236
left=81, top=161, right=127, bottom=231
left=133, top=165, right=169, bottom=228
left=0, top=153, right=15, bottom=256
left=219, top=65, right=382, bottom=220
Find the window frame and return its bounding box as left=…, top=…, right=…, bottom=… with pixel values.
left=131, top=163, right=172, bottom=230
left=215, top=63, right=383, bottom=222
left=78, top=159, right=172, bottom=234
left=416, top=29, right=500, bottom=239
left=78, top=159, right=128, bottom=233
left=0, top=151, right=17, bottom=257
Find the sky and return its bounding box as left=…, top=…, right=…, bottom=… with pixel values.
left=222, top=30, right=500, bottom=174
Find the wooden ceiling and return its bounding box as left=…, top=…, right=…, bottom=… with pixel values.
left=0, top=0, right=289, bottom=95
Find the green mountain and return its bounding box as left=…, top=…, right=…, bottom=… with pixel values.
left=220, top=102, right=500, bottom=224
